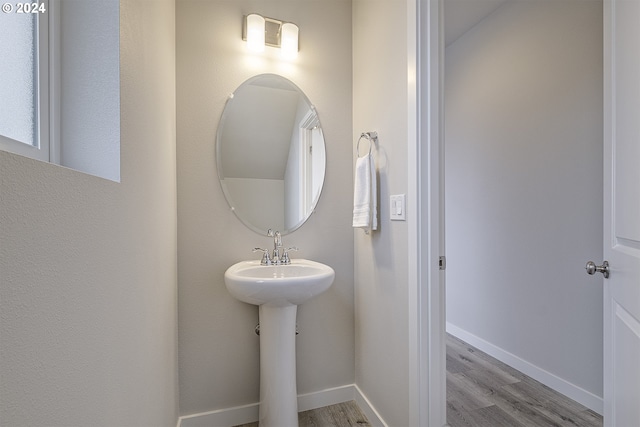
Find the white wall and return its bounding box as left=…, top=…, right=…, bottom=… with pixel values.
left=352, top=1, right=411, bottom=425
left=445, top=0, right=603, bottom=408
left=176, top=0, right=354, bottom=416
left=0, top=0, right=178, bottom=425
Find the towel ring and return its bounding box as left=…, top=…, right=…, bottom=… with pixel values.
left=357, top=131, right=378, bottom=157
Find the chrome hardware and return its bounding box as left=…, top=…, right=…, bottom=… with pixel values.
left=280, top=247, right=299, bottom=265
left=586, top=260, right=609, bottom=279
left=253, top=247, right=272, bottom=265
left=255, top=323, right=298, bottom=336
left=356, top=131, right=378, bottom=157
left=258, top=230, right=298, bottom=265
left=267, top=229, right=283, bottom=264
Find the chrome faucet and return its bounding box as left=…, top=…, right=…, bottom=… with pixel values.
left=252, top=230, right=297, bottom=265
left=268, top=229, right=283, bottom=263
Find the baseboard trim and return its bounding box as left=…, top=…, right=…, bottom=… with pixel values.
left=178, top=384, right=387, bottom=427
left=446, top=322, right=604, bottom=415
left=354, top=384, right=388, bottom=427
left=297, top=384, right=357, bottom=412
left=178, top=401, right=259, bottom=427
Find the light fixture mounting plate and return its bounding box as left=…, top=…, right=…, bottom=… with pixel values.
left=243, top=15, right=284, bottom=48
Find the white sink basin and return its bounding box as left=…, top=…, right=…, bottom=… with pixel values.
left=224, top=259, right=335, bottom=307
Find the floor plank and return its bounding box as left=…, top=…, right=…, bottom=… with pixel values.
left=298, top=401, right=370, bottom=427
left=234, top=400, right=369, bottom=427
left=447, top=401, right=528, bottom=427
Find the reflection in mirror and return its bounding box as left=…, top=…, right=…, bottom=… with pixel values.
left=217, top=74, right=326, bottom=235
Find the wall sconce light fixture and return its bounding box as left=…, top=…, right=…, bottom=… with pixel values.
left=245, top=14, right=265, bottom=53
left=243, top=14, right=299, bottom=59
left=280, top=22, right=299, bottom=59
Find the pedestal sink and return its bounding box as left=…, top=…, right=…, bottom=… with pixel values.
left=224, top=259, right=335, bottom=427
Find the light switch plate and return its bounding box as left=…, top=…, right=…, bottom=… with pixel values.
left=390, top=194, right=406, bottom=221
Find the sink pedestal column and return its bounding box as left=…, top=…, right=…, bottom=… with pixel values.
left=258, top=304, right=299, bottom=427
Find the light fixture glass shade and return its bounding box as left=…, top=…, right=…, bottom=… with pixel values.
left=246, top=14, right=265, bottom=52
left=280, top=22, right=299, bottom=59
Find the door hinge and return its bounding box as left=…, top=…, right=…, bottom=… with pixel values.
left=439, top=256, right=446, bottom=271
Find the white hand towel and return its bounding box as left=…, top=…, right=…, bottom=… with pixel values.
left=353, top=153, right=377, bottom=232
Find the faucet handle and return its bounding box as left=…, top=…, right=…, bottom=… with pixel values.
left=253, top=247, right=272, bottom=265
left=280, top=247, right=299, bottom=265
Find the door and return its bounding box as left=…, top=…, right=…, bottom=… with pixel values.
left=601, top=0, right=640, bottom=425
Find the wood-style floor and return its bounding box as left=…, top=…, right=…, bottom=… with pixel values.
left=446, top=333, right=603, bottom=427
left=236, top=334, right=603, bottom=427
left=235, top=400, right=369, bottom=427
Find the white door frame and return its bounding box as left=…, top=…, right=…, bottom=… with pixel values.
left=408, top=0, right=447, bottom=426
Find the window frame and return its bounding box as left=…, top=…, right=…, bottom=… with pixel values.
left=0, top=0, right=54, bottom=163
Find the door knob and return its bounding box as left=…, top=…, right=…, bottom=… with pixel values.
left=585, top=260, right=609, bottom=279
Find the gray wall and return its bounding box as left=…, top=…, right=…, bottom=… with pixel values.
left=176, top=0, right=354, bottom=416
left=0, top=0, right=179, bottom=425
left=353, top=1, right=411, bottom=425
left=445, top=0, right=603, bottom=402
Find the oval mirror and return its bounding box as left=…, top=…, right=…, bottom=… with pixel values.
left=216, top=74, right=326, bottom=235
